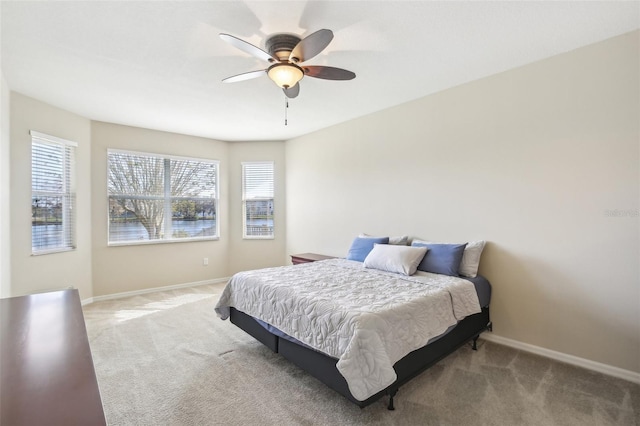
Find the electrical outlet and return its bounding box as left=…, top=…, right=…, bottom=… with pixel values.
left=203, top=257, right=209, bottom=266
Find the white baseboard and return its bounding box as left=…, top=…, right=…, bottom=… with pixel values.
left=80, top=282, right=640, bottom=386
left=480, top=333, right=640, bottom=385
left=81, top=277, right=230, bottom=306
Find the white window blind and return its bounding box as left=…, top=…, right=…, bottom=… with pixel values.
left=107, top=150, right=219, bottom=244
left=242, top=162, right=274, bottom=239
left=31, top=131, right=77, bottom=254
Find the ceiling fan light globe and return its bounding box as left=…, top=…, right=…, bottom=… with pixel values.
left=267, top=63, right=304, bottom=89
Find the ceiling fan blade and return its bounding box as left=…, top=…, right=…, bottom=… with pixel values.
left=289, top=29, right=333, bottom=63
left=222, top=69, right=266, bottom=83
left=304, top=66, right=356, bottom=80
left=283, top=83, right=300, bottom=98
left=219, top=33, right=278, bottom=63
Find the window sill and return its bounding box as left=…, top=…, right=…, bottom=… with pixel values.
left=108, top=237, right=219, bottom=247
left=32, top=247, right=76, bottom=256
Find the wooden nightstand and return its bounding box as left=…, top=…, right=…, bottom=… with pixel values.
left=290, top=253, right=337, bottom=265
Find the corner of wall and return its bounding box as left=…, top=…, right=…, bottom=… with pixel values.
left=9, top=92, right=93, bottom=300
left=0, top=73, right=11, bottom=298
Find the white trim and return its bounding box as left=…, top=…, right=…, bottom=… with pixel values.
left=30, top=130, right=78, bottom=147
left=31, top=247, right=76, bottom=256
left=480, top=333, right=640, bottom=385
left=81, top=277, right=230, bottom=305
left=107, top=150, right=220, bottom=244
left=242, top=161, right=275, bottom=239
left=107, top=148, right=220, bottom=165
left=80, top=283, right=640, bottom=385
left=108, top=236, right=219, bottom=247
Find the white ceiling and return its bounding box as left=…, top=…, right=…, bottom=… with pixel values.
left=2, top=1, right=638, bottom=142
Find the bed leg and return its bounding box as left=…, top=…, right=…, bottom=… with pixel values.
left=472, top=335, right=479, bottom=351
left=387, top=389, right=397, bottom=411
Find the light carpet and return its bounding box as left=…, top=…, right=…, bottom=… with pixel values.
left=83, top=284, right=639, bottom=425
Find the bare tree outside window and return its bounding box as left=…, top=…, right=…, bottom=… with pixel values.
left=108, top=151, right=218, bottom=244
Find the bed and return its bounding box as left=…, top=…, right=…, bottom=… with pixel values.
left=215, top=241, right=492, bottom=410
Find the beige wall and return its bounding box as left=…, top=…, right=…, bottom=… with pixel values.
left=3, top=30, right=637, bottom=377
left=286, top=31, right=639, bottom=373
left=227, top=141, right=287, bottom=274
left=0, top=73, right=10, bottom=297
left=9, top=93, right=94, bottom=300
left=90, top=122, right=230, bottom=297
left=6, top=106, right=287, bottom=300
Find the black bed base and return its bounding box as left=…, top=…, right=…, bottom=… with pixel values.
left=230, top=307, right=491, bottom=409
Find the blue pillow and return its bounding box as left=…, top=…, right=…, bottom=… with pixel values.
left=346, top=236, right=389, bottom=262
left=411, top=242, right=468, bottom=276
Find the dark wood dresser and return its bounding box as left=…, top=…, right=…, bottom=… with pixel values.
left=0, top=289, right=106, bottom=426
left=290, top=252, right=337, bottom=265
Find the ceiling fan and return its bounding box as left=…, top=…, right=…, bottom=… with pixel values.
left=219, top=29, right=356, bottom=99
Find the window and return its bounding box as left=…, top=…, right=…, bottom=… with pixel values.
left=31, top=131, right=77, bottom=254
left=108, top=150, right=218, bottom=245
left=242, top=162, right=274, bottom=239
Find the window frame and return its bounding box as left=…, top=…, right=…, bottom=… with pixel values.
left=107, top=149, right=220, bottom=246
left=30, top=130, right=77, bottom=256
left=242, top=161, right=275, bottom=240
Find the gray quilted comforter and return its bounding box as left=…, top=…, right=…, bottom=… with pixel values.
left=215, top=259, right=481, bottom=401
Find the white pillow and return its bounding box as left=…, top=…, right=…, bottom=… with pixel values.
left=459, top=240, right=486, bottom=277
left=363, top=244, right=428, bottom=276
left=359, top=233, right=409, bottom=246
left=413, top=239, right=486, bottom=278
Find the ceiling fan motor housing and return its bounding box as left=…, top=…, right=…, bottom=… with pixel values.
left=266, top=34, right=302, bottom=61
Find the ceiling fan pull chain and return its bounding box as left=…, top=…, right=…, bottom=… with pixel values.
left=284, top=96, right=289, bottom=126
